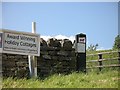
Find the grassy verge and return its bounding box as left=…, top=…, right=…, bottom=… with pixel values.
left=2, top=68, right=119, bottom=88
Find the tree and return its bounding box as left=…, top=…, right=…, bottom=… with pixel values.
left=113, top=35, right=120, bottom=50
left=87, top=43, right=98, bottom=51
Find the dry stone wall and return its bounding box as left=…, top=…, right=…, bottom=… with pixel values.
left=2, top=54, right=29, bottom=78
left=2, top=38, right=76, bottom=78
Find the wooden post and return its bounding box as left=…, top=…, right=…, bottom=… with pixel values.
left=98, top=54, right=103, bottom=71
left=28, top=22, right=37, bottom=77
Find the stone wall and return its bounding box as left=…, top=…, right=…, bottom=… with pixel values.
left=2, top=38, right=76, bottom=78
left=2, top=54, right=29, bottom=78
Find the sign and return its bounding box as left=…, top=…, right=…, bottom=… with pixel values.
left=75, top=34, right=86, bottom=53
left=0, top=29, right=40, bottom=56
left=75, top=33, right=86, bottom=72
left=78, top=37, right=85, bottom=53
left=77, top=43, right=85, bottom=53
left=79, top=37, right=85, bottom=43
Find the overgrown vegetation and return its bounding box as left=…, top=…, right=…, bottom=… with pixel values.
left=2, top=68, right=119, bottom=88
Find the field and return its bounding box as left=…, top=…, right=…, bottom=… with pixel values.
left=2, top=50, right=120, bottom=88
left=86, top=49, right=118, bottom=60
left=86, top=49, right=119, bottom=69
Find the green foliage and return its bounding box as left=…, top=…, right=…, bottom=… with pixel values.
left=2, top=69, right=118, bottom=88
left=113, top=35, right=120, bottom=50
left=87, top=44, right=98, bottom=51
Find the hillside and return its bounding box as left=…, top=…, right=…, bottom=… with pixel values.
left=2, top=68, right=118, bottom=88
left=2, top=49, right=119, bottom=88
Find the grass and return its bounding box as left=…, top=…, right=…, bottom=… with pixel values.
left=86, top=49, right=118, bottom=60
left=2, top=68, right=119, bottom=88
left=86, top=49, right=119, bottom=68
left=2, top=49, right=120, bottom=88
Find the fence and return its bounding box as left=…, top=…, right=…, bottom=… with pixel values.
left=86, top=50, right=120, bottom=71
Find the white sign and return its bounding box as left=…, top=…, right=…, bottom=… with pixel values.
left=0, top=29, right=40, bottom=56
left=77, top=43, right=85, bottom=53
left=76, top=37, right=86, bottom=53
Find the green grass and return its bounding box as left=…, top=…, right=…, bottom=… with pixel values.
left=86, top=49, right=119, bottom=68
left=2, top=68, right=119, bottom=88
left=2, top=49, right=119, bottom=88
left=86, top=49, right=118, bottom=60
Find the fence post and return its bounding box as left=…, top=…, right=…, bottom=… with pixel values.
left=98, top=54, right=103, bottom=71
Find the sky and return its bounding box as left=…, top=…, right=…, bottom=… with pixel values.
left=1, top=2, right=118, bottom=50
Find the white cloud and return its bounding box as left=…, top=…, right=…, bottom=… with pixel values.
left=41, top=35, right=75, bottom=42
left=40, top=35, right=52, bottom=41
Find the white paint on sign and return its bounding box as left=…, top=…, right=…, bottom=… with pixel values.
left=77, top=43, right=85, bottom=53
left=76, top=37, right=86, bottom=53
left=0, top=29, right=40, bottom=56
